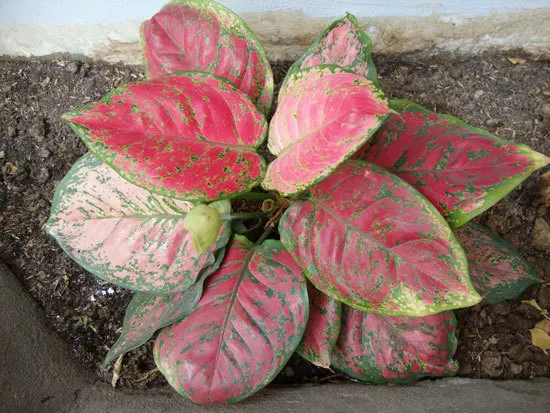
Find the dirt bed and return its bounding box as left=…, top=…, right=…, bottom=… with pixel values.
left=0, top=51, right=549, bottom=388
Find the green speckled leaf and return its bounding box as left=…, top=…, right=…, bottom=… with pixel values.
left=141, top=0, right=273, bottom=114
left=279, top=160, right=481, bottom=316
left=154, top=236, right=308, bottom=404
left=46, top=153, right=231, bottom=295
left=283, top=13, right=377, bottom=86
left=332, top=306, right=459, bottom=383
left=63, top=72, right=267, bottom=202
left=296, top=283, right=342, bottom=368
left=353, top=100, right=550, bottom=228
left=103, top=247, right=226, bottom=366
left=455, top=222, right=540, bottom=304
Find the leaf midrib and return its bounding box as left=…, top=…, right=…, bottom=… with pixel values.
left=82, top=214, right=186, bottom=221
left=310, top=198, right=450, bottom=278
left=89, top=127, right=258, bottom=152
left=209, top=246, right=256, bottom=392
left=273, top=102, right=378, bottom=158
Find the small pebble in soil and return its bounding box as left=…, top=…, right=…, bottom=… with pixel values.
left=35, top=167, right=51, bottom=185
left=509, top=363, right=523, bottom=376
left=486, top=118, right=503, bottom=127
left=7, top=126, right=16, bottom=138
left=536, top=102, right=550, bottom=117
left=532, top=218, right=550, bottom=249
left=65, top=61, right=80, bottom=74
left=473, top=90, right=484, bottom=99
left=482, top=351, right=503, bottom=377
left=29, top=119, right=46, bottom=141
left=38, top=148, right=51, bottom=160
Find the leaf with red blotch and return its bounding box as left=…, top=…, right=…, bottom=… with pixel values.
left=296, top=283, right=342, bottom=368
left=283, top=13, right=377, bottom=87
left=332, top=306, right=459, bottom=383
left=279, top=160, right=481, bottom=317
left=46, top=153, right=231, bottom=295
left=454, top=222, right=540, bottom=304
left=141, top=0, right=273, bottom=115
left=63, top=73, right=267, bottom=202
left=353, top=100, right=550, bottom=228
left=102, top=248, right=226, bottom=367
left=154, top=236, right=308, bottom=404
left=262, top=65, right=390, bottom=196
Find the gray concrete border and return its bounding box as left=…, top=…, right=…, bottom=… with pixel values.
left=1, top=262, right=549, bottom=413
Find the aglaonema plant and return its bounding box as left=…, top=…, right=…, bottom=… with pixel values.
left=46, top=0, right=549, bottom=404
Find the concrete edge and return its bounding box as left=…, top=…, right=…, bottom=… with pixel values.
left=0, top=9, right=549, bottom=65
left=1, top=262, right=550, bottom=412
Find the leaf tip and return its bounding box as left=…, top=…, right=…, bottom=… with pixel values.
left=61, top=111, right=74, bottom=121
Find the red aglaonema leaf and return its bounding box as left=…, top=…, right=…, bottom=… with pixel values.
left=262, top=65, right=390, bottom=196
left=296, top=283, right=342, bottom=368
left=353, top=100, right=550, bottom=228
left=141, top=0, right=273, bottom=114
left=154, top=236, right=308, bottom=404
left=46, top=153, right=231, bottom=295
left=283, top=13, right=377, bottom=86
left=454, top=222, right=540, bottom=304
left=103, top=248, right=226, bottom=366
left=332, top=306, right=459, bottom=383
left=63, top=73, right=267, bottom=202
left=279, top=160, right=481, bottom=316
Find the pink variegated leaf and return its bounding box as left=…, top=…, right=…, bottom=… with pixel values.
left=332, top=306, right=459, bottom=383
left=46, top=153, right=231, bottom=295
left=103, top=248, right=226, bottom=366
left=353, top=100, right=550, bottom=228
left=141, top=0, right=273, bottom=114
left=63, top=73, right=267, bottom=202
left=283, top=13, right=377, bottom=87
left=279, top=160, right=481, bottom=317
left=263, top=65, right=390, bottom=196
left=296, top=283, right=342, bottom=368
left=454, top=222, right=540, bottom=304
left=154, top=236, right=308, bottom=404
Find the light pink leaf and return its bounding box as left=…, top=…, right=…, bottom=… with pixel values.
left=46, top=153, right=231, bottom=295
left=262, top=65, right=390, bottom=196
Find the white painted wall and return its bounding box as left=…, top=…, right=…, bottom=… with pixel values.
left=0, top=0, right=549, bottom=61
left=0, top=0, right=547, bottom=24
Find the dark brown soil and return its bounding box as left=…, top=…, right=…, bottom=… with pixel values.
left=0, top=51, right=549, bottom=389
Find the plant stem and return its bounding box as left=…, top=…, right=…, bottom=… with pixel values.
left=255, top=225, right=273, bottom=246
left=220, top=212, right=268, bottom=221
left=232, top=192, right=276, bottom=201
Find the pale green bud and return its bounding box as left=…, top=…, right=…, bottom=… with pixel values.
left=183, top=204, right=221, bottom=253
